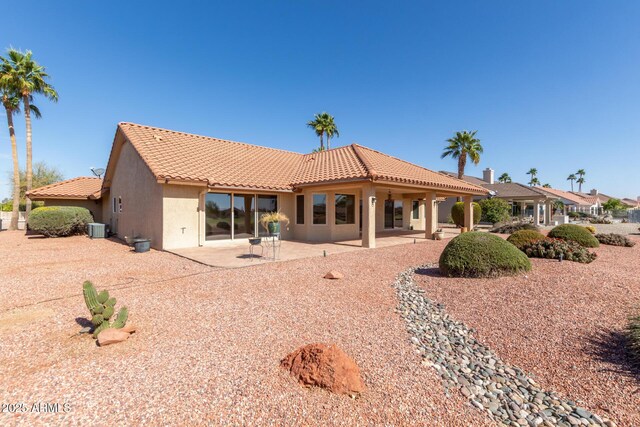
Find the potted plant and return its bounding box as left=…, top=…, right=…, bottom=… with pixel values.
left=259, top=211, right=290, bottom=235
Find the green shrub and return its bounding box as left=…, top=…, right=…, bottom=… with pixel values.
left=521, top=238, right=597, bottom=263
left=585, top=225, right=596, bottom=234
left=490, top=222, right=539, bottom=234
left=595, top=233, right=635, bottom=247
left=506, top=229, right=546, bottom=249
left=590, top=217, right=612, bottom=224
left=629, top=313, right=640, bottom=367
left=547, top=224, right=599, bottom=248
left=478, top=198, right=511, bottom=224
left=28, top=206, right=93, bottom=237
left=451, top=202, right=481, bottom=228
left=439, top=232, right=531, bottom=278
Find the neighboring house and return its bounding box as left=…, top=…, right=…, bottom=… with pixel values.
left=439, top=169, right=560, bottom=225
left=536, top=187, right=601, bottom=215
left=28, top=122, right=487, bottom=250
left=622, top=198, right=640, bottom=208
left=26, top=177, right=104, bottom=222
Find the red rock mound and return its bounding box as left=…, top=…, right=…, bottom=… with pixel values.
left=281, top=343, right=365, bottom=395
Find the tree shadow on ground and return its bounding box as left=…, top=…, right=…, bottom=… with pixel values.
left=414, top=266, right=441, bottom=277
left=585, top=328, right=640, bottom=382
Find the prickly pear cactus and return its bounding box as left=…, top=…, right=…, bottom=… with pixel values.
left=82, top=281, right=129, bottom=338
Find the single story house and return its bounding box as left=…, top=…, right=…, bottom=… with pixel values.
left=439, top=169, right=560, bottom=225
left=28, top=122, right=488, bottom=250
left=26, top=176, right=104, bottom=222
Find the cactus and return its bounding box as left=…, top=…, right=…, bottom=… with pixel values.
left=83, top=281, right=99, bottom=312
left=112, top=307, right=128, bottom=329
left=82, top=281, right=130, bottom=339
left=97, top=290, right=109, bottom=304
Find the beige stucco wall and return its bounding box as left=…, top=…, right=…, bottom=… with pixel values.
left=105, top=140, right=164, bottom=248
left=41, top=199, right=103, bottom=223
left=162, top=184, right=202, bottom=249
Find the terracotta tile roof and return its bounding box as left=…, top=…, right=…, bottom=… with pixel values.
left=109, top=123, right=488, bottom=195
left=622, top=198, right=639, bottom=207
left=117, top=122, right=302, bottom=191
left=26, top=177, right=103, bottom=200
left=535, top=187, right=593, bottom=205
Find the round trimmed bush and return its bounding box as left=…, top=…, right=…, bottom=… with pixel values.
left=478, top=198, right=511, bottom=224
left=506, top=229, right=546, bottom=249
left=451, top=202, right=481, bottom=228
left=28, top=206, right=93, bottom=237
left=490, top=222, right=539, bottom=234
left=547, top=224, right=599, bottom=248
left=439, top=232, right=532, bottom=278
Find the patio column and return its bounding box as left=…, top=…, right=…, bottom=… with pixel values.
left=362, top=184, right=376, bottom=248
left=464, top=195, right=474, bottom=231
left=534, top=200, right=541, bottom=225
left=546, top=201, right=553, bottom=225
left=520, top=201, right=526, bottom=218
left=424, top=191, right=437, bottom=239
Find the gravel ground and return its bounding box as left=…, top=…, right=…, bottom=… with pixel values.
left=0, top=231, right=490, bottom=426
left=415, top=236, right=640, bottom=427
left=541, top=222, right=640, bottom=236
left=1, top=230, right=638, bottom=426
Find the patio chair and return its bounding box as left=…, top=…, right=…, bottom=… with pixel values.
left=248, top=237, right=263, bottom=261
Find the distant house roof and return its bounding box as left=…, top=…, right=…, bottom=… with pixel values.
left=622, top=198, right=639, bottom=208
left=535, top=187, right=594, bottom=206
left=103, top=122, right=488, bottom=195
left=26, top=177, right=103, bottom=200
left=439, top=171, right=488, bottom=186
left=482, top=183, right=555, bottom=199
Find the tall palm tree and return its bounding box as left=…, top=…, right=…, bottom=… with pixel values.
left=1, top=49, right=58, bottom=219
left=441, top=130, right=483, bottom=179
left=497, top=172, right=512, bottom=183
left=1, top=88, right=21, bottom=230
left=306, top=112, right=339, bottom=151
left=567, top=173, right=576, bottom=192
left=576, top=169, right=586, bottom=192
left=526, top=168, right=538, bottom=186
left=542, top=183, right=551, bottom=188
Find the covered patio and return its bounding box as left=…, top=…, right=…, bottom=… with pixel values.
left=169, top=227, right=462, bottom=268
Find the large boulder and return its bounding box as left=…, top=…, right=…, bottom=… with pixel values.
left=281, top=343, right=365, bottom=395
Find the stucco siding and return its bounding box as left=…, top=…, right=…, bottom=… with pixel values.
left=42, top=199, right=103, bottom=223
left=105, top=141, right=164, bottom=248
left=162, top=185, right=202, bottom=249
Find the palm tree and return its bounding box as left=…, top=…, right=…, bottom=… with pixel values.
left=567, top=174, right=576, bottom=192
left=1, top=49, right=58, bottom=219
left=306, top=112, right=339, bottom=151
left=576, top=169, right=586, bottom=192
left=542, top=183, right=551, bottom=188
left=497, top=172, right=512, bottom=183
left=526, top=168, right=538, bottom=186
left=441, top=130, right=483, bottom=179
left=1, top=87, right=20, bottom=230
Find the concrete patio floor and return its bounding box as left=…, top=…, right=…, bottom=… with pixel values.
left=169, top=227, right=462, bottom=268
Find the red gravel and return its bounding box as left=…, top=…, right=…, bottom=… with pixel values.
left=416, top=235, right=640, bottom=427
left=0, top=231, right=491, bottom=426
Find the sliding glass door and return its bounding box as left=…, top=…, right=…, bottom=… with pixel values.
left=206, top=192, right=278, bottom=240
left=205, top=193, right=232, bottom=240
left=233, top=194, right=255, bottom=239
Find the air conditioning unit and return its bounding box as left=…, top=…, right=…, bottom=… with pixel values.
left=87, top=223, right=106, bottom=239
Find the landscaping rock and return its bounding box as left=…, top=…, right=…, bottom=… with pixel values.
left=324, top=271, right=344, bottom=280
left=281, top=343, right=365, bottom=395
left=393, top=263, right=612, bottom=426
left=121, top=324, right=137, bottom=334
left=97, top=328, right=130, bottom=346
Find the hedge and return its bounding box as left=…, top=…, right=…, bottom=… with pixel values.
left=506, top=229, right=546, bottom=250
left=439, top=231, right=531, bottom=278
left=28, top=206, right=93, bottom=237
left=547, top=224, right=599, bottom=248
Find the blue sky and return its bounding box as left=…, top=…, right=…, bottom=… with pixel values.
left=1, top=1, right=639, bottom=200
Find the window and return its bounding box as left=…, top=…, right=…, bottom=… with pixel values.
left=112, top=197, right=117, bottom=213
left=296, top=195, right=305, bottom=224
left=412, top=200, right=420, bottom=219
left=335, top=194, right=355, bottom=225
left=312, top=194, right=327, bottom=224
left=205, top=193, right=232, bottom=240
